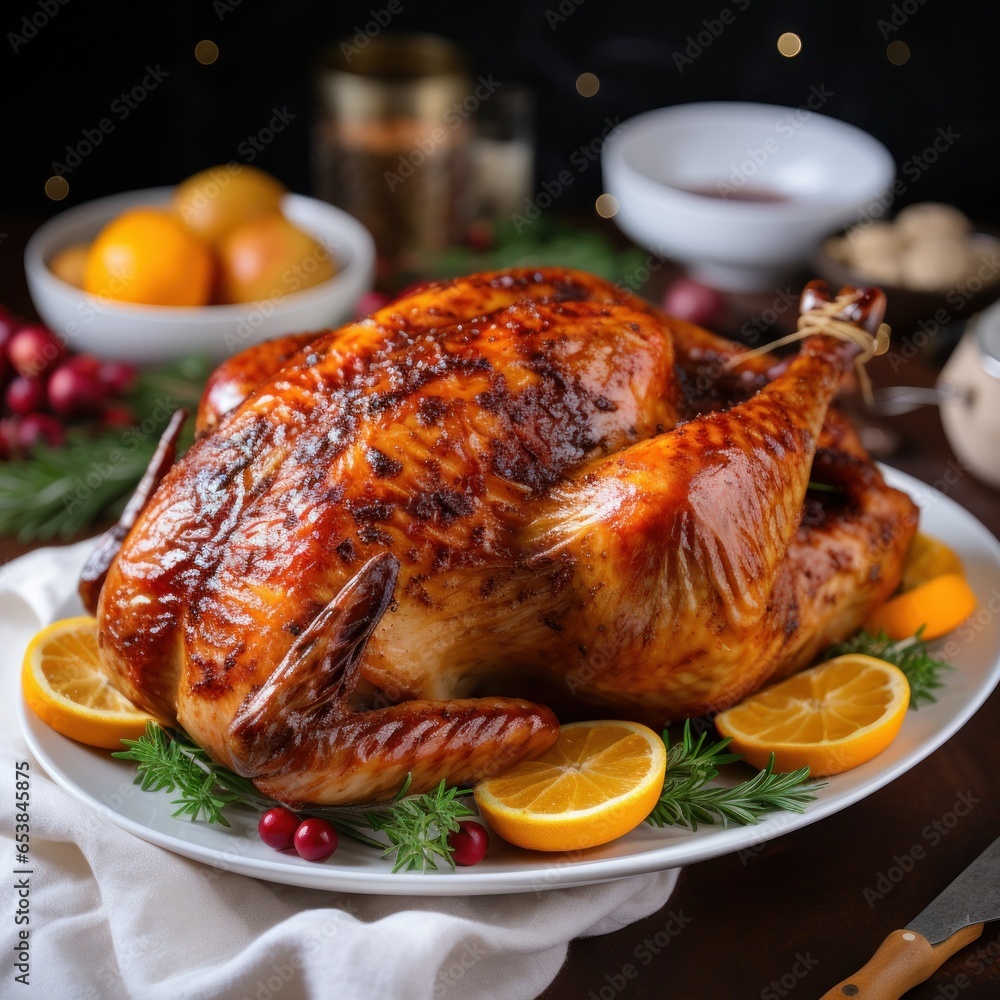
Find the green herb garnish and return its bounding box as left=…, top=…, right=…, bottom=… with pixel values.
left=645, top=720, right=824, bottom=832
left=363, top=776, right=475, bottom=873
left=113, top=722, right=472, bottom=869
left=825, top=628, right=952, bottom=708
left=0, top=354, right=212, bottom=542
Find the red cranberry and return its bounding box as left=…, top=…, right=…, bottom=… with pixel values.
left=293, top=817, right=339, bottom=862
left=6, top=376, right=47, bottom=415
left=47, top=355, right=107, bottom=416
left=17, top=413, right=64, bottom=450
left=466, top=219, right=493, bottom=252
left=257, top=807, right=301, bottom=851
left=448, top=820, right=490, bottom=866
left=661, top=277, right=727, bottom=329
left=7, top=323, right=67, bottom=379
left=354, top=290, right=390, bottom=319
left=101, top=403, right=136, bottom=429
left=0, top=416, right=20, bottom=459
left=0, top=313, right=20, bottom=384
left=99, top=360, right=138, bottom=396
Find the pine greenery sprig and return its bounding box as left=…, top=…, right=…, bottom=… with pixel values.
left=363, top=777, right=475, bottom=874
left=113, top=722, right=243, bottom=826
left=645, top=721, right=824, bottom=832
left=0, top=354, right=212, bottom=542
left=113, top=723, right=471, bottom=866
left=0, top=431, right=155, bottom=541
left=825, top=628, right=953, bottom=708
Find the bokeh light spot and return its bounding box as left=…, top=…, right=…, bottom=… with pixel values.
left=777, top=32, right=802, bottom=57
left=887, top=40, right=910, bottom=65
left=595, top=194, right=620, bottom=218
left=45, top=176, right=69, bottom=201
left=575, top=72, right=600, bottom=97
left=195, top=39, right=220, bottom=65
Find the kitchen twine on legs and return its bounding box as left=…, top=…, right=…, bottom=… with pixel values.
left=724, top=290, right=891, bottom=405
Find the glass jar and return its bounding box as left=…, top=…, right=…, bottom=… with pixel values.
left=312, top=33, right=472, bottom=268
left=938, top=305, right=1000, bottom=489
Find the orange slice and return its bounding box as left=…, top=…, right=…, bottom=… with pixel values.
left=21, top=616, right=156, bottom=749
left=900, top=532, right=965, bottom=592
left=473, top=720, right=667, bottom=852
left=865, top=572, right=977, bottom=641
left=714, top=655, right=910, bottom=777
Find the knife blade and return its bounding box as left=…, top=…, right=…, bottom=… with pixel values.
left=819, top=834, right=1000, bottom=999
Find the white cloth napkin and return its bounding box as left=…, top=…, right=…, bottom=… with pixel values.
left=0, top=541, right=679, bottom=1000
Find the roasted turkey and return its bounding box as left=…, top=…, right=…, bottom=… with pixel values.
left=85, top=268, right=918, bottom=806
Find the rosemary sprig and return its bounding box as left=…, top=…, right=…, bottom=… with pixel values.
left=113, top=723, right=470, bottom=866
left=363, top=778, right=475, bottom=874
left=113, top=722, right=242, bottom=826
left=825, top=628, right=952, bottom=708
left=645, top=720, right=824, bottom=832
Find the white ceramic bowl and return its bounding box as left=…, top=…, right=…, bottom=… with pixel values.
left=602, top=102, right=896, bottom=292
left=24, top=187, right=376, bottom=363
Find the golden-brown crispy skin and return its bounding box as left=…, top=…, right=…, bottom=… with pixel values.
left=96, top=267, right=917, bottom=805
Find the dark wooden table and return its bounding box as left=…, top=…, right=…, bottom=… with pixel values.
left=3, top=222, right=999, bottom=1000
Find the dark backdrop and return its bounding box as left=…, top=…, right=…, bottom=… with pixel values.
left=2, top=0, right=996, bottom=225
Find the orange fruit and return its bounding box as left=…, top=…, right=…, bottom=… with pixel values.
left=473, top=720, right=667, bottom=852
left=173, top=164, right=286, bottom=245
left=216, top=212, right=336, bottom=304
left=83, top=207, right=214, bottom=306
left=865, top=572, right=977, bottom=641
left=48, top=242, right=90, bottom=288
left=899, top=532, right=964, bottom=592
left=21, top=616, right=156, bottom=749
left=714, top=654, right=910, bottom=777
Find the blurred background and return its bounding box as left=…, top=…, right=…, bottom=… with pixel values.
left=4, top=0, right=995, bottom=223
left=3, top=0, right=1000, bottom=517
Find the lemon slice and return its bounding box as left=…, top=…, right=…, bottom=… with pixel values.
left=474, top=720, right=667, bottom=852
left=715, top=654, right=910, bottom=777
left=900, top=532, right=965, bottom=592
left=21, top=616, right=156, bottom=749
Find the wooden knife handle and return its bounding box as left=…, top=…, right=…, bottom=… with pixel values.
left=819, top=923, right=984, bottom=999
